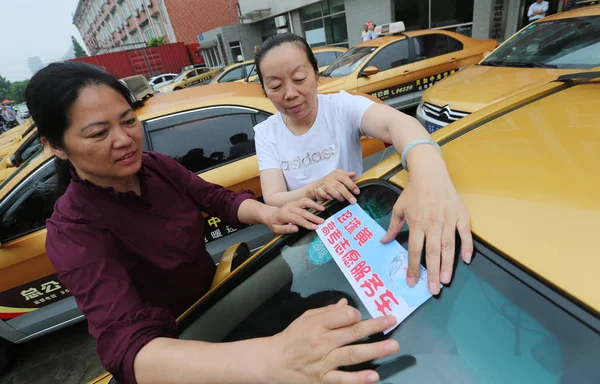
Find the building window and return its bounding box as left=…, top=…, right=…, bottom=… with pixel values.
left=229, top=41, right=244, bottom=62
left=204, top=46, right=223, bottom=68
left=393, top=0, right=473, bottom=36
left=300, top=0, right=348, bottom=47
left=122, top=2, right=132, bottom=19
left=143, top=25, right=154, bottom=41
left=154, top=17, right=164, bottom=36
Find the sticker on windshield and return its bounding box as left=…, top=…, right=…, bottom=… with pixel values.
left=316, top=204, right=439, bottom=333
left=307, top=236, right=333, bottom=265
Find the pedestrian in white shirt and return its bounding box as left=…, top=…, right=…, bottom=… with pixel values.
left=528, top=0, right=549, bottom=22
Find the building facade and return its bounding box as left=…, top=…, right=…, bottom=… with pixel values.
left=197, top=0, right=567, bottom=68
left=73, top=0, right=240, bottom=55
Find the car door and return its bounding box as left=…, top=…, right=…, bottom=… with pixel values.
left=356, top=38, right=417, bottom=109
left=409, top=33, right=464, bottom=102
left=143, top=107, right=274, bottom=262
left=0, top=157, right=79, bottom=335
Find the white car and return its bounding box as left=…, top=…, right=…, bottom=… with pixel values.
left=149, top=73, right=177, bottom=92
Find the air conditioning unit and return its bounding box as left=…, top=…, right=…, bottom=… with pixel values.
left=274, top=15, right=287, bottom=28
left=276, top=28, right=289, bottom=34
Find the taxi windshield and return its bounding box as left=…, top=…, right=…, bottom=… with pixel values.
left=482, top=16, right=600, bottom=69
left=322, top=46, right=376, bottom=77
left=173, top=72, right=186, bottom=83
left=179, top=183, right=600, bottom=383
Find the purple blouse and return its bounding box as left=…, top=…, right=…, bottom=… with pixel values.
left=45, top=152, right=255, bottom=384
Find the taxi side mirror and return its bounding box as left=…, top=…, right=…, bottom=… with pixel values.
left=362, top=66, right=379, bottom=77
left=210, top=242, right=250, bottom=288
left=7, top=155, right=15, bottom=168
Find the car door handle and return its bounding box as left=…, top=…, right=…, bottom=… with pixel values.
left=401, top=70, right=411, bottom=76
left=449, top=57, right=457, bottom=62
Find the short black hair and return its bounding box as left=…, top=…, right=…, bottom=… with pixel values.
left=25, top=61, right=136, bottom=195
left=254, top=33, right=318, bottom=89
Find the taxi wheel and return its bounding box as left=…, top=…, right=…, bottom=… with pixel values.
left=0, top=337, right=15, bottom=375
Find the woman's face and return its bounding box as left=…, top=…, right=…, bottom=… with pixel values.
left=260, top=43, right=318, bottom=121
left=50, top=84, right=143, bottom=185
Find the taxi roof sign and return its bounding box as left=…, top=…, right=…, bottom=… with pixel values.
left=374, top=21, right=406, bottom=36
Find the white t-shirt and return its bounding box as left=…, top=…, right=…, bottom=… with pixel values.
left=254, top=91, right=375, bottom=192
left=528, top=1, right=548, bottom=21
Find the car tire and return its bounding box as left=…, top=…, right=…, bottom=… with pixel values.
left=0, top=337, right=15, bottom=375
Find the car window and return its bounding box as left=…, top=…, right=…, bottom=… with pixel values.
left=412, top=34, right=461, bottom=61
left=178, top=183, right=600, bottom=383
left=197, top=68, right=210, bottom=74
left=482, top=16, right=600, bottom=69
left=0, top=160, right=57, bottom=242
left=245, top=63, right=257, bottom=79
left=314, top=51, right=338, bottom=68
left=218, top=66, right=245, bottom=83
left=148, top=112, right=257, bottom=173
left=322, top=46, right=377, bottom=78
left=185, top=71, right=196, bottom=79
left=365, top=39, right=410, bottom=72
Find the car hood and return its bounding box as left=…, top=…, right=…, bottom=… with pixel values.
left=317, top=76, right=351, bottom=92
left=423, top=65, right=573, bottom=113
left=392, top=79, right=600, bottom=312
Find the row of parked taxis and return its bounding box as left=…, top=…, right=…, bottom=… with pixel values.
left=2, top=5, right=599, bottom=382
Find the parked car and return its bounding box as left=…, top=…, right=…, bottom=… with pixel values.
left=159, top=67, right=222, bottom=92
left=91, top=70, right=600, bottom=384
left=0, top=123, right=40, bottom=183
left=0, top=82, right=387, bottom=374
left=149, top=73, right=177, bottom=92
left=15, top=103, right=29, bottom=119
left=317, top=21, right=497, bottom=116
left=210, top=46, right=349, bottom=85
left=118, top=75, right=154, bottom=100
left=312, top=46, right=348, bottom=72
left=417, top=5, right=600, bottom=132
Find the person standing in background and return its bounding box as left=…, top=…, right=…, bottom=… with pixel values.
left=361, top=23, right=368, bottom=39
left=528, top=0, right=549, bottom=22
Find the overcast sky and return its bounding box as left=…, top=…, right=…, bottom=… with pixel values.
left=0, top=0, right=85, bottom=82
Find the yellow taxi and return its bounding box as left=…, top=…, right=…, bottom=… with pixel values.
left=0, top=120, right=32, bottom=147
left=417, top=5, right=600, bottom=132
left=317, top=21, right=497, bottom=111
left=90, top=70, right=600, bottom=384
left=158, top=66, right=222, bottom=93
left=0, top=124, right=41, bottom=184
left=0, top=82, right=386, bottom=374
left=210, top=46, right=348, bottom=85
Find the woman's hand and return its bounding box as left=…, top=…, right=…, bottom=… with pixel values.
left=265, top=198, right=326, bottom=234
left=267, top=299, right=399, bottom=384
left=381, top=156, right=473, bottom=295
left=308, top=170, right=360, bottom=204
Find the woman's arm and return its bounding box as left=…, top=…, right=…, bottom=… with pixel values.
left=360, top=104, right=473, bottom=295
left=260, top=168, right=359, bottom=208
left=237, top=197, right=325, bottom=234
left=134, top=300, right=399, bottom=384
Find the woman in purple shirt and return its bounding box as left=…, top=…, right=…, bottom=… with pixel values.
left=24, top=62, right=399, bottom=384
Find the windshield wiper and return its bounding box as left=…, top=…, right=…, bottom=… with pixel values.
left=504, top=62, right=558, bottom=68
left=481, top=60, right=504, bottom=67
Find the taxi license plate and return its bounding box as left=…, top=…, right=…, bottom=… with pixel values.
left=426, top=122, right=442, bottom=133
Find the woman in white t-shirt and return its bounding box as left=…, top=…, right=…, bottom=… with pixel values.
left=253, top=34, right=473, bottom=295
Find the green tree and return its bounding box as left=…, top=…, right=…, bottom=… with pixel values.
left=8, top=80, right=30, bottom=104
left=0, top=75, right=11, bottom=102
left=72, top=36, right=87, bottom=58
left=146, top=35, right=166, bottom=48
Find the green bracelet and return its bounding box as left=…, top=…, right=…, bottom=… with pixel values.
left=401, top=139, right=442, bottom=171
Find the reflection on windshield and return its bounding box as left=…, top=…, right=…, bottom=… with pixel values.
left=323, top=47, right=376, bottom=77
left=181, top=184, right=600, bottom=383
left=482, top=16, right=600, bottom=69
left=174, top=73, right=185, bottom=83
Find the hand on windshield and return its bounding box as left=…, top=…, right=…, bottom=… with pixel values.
left=381, top=153, right=473, bottom=295
left=267, top=198, right=326, bottom=234
left=308, top=170, right=360, bottom=204
left=269, top=298, right=399, bottom=383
